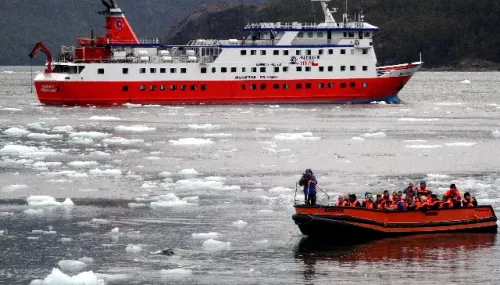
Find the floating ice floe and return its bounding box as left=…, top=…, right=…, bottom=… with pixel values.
left=2, top=71, right=15, bottom=74
left=60, top=238, right=73, bottom=243
left=405, top=145, right=442, bottom=149
left=68, top=137, right=94, bottom=146
left=192, top=232, right=221, bottom=240
left=128, top=203, right=148, bottom=208
left=444, top=142, right=476, bottom=147
left=3, top=127, right=30, bottom=137
left=188, top=124, right=220, bottom=130
left=91, top=218, right=109, bottom=224
left=69, top=131, right=112, bottom=139
left=79, top=257, right=94, bottom=264
left=2, top=107, right=22, bottom=111
left=115, top=125, right=156, bottom=132
left=103, top=137, right=144, bottom=145
left=29, top=268, right=104, bottom=285
left=27, top=133, right=63, bottom=140
left=27, top=122, right=51, bottom=131
left=175, top=178, right=240, bottom=191
left=2, top=184, right=27, bottom=192
left=159, top=171, right=172, bottom=177
left=31, top=229, right=56, bottom=235
left=202, top=239, right=230, bottom=252
left=150, top=193, right=194, bottom=208
left=68, top=161, right=99, bottom=168
left=492, top=130, right=500, bottom=138
left=110, top=227, right=120, bottom=234
left=177, top=168, right=199, bottom=176
left=362, top=132, right=387, bottom=138
left=169, top=138, right=214, bottom=146
left=88, top=116, right=122, bottom=121
left=51, top=126, right=74, bottom=133
left=24, top=209, right=44, bottom=215
left=33, top=161, right=63, bottom=168
left=274, top=132, right=320, bottom=141
left=0, top=144, right=57, bottom=158
left=161, top=268, right=192, bottom=279
left=44, top=171, right=88, bottom=178
left=461, top=80, right=471, bottom=84
left=125, top=244, right=143, bottom=254
left=57, top=260, right=88, bottom=273
left=398, top=118, right=439, bottom=122
left=89, top=168, right=122, bottom=177
left=123, top=103, right=142, bottom=108
left=258, top=209, right=274, bottom=215
left=27, top=196, right=74, bottom=207
left=202, top=133, right=232, bottom=138
left=349, top=137, right=365, bottom=141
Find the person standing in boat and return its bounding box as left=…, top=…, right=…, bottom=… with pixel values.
left=299, top=169, right=317, bottom=205
left=403, top=183, right=417, bottom=196
left=416, top=180, right=431, bottom=197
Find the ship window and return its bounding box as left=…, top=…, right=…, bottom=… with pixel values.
left=98, top=68, right=104, bottom=74
left=362, top=82, right=368, bottom=88
left=365, top=32, right=371, bottom=38
left=181, top=68, right=187, bottom=73
left=350, top=82, right=356, bottom=88
left=122, top=68, right=128, bottom=74
left=306, top=50, right=311, bottom=55
left=191, top=85, right=197, bottom=91
left=348, top=32, right=355, bottom=37
left=160, top=68, right=166, bottom=73
left=318, top=83, right=324, bottom=89
left=170, top=68, right=177, bottom=73
left=273, top=84, right=280, bottom=89
left=242, top=67, right=246, bottom=72
left=212, top=67, right=216, bottom=73
left=150, top=68, right=156, bottom=73
left=283, top=83, right=289, bottom=89
left=305, top=83, right=311, bottom=89
left=297, top=32, right=304, bottom=38
left=283, top=50, right=289, bottom=56
left=273, top=50, right=279, bottom=55
left=274, top=67, right=279, bottom=72
left=283, top=66, right=289, bottom=72
left=328, top=66, right=333, bottom=72
left=296, top=50, right=301, bottom=56
left=341, top=66, right=346, bottom=71
left=250, top=84, right=257, bottom=90
left=340, top=49, right=346, bottom=55
left=122, top=86, right=129, bottom=91
left=261, top=84, right=266, bottom=90
left=328, top=49, right=333, bottom=55
left=180, top=85, right=186, bottom=90
left=340, top=82, right=346, bottom=88
left=201, top=67, right=207, bottom=73
left=328, top=83, right=334, bottom=88
left=78, top=66, right=85, bottom=74
left=305, top=66, right=311, bottom=72
left=343, top=32, right=347, bottom=37
left=150, top=85, right=156, bottom=91
left=140, top=85, right=146, bottom=91
left=296, top=66, right=302, bottom=72
left=170, top=85, right=177, bottom=90
left=319, top=66, right=324, bottom=72
left=251, top=50, right=256, bottom=55
left=363, top=49, right=368, bottom=54
left=307, top=32, right=313, bottom=38
left=261, top=50, right=266, bottom=55
left=251, top=67, right=257, bottom=73
left=231, top=67, right=237, bottom=73
left=260, top=67, right=266, bottom=72
left=350, top=66, right=356, bottom=71
left=241, top=50, right=247, bottom=55
left=241, top=84, right=246, bottom=90
left=318, top=49, right=324, bottom=55
left=363, top=66, right=368, bottom=71
left=221, top=67, right=227, bottom=73
left=317, top=32, right=323, bottom=38
left=160, top=85, right=166, bottom=91
left=201, top=84, right=207, bottom=90
left=296, top=83, right=302, bottom=89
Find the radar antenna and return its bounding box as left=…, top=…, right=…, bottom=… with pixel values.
left=311, top=0, right=337, bottom=25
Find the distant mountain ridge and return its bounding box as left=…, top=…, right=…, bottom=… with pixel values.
left=165, top=0, right=500, bottom=69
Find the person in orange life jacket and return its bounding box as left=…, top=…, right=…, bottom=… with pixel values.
left=362, top=193, right=374, bottom=209
left=382, top=190, right=390, bottom=202
left=336, top=195, right=347, bottom=206
left=374, top=194, right=384, bottom=209
left=443, top=184, right=462, bottom=200
left=298, top=168, right=317, bottom=205
left=462, top=192, right=478, bottom=207
left=405, top=191, right=417, bottom=210
left=426, top=194, right=441, bottom=209
left=383, top=199, right=396, bottom=210
left=347, top=193, right=361, bottom=207
left=394, top=195, right=405, bottom=210
left=451, top=193, right=462, bottom=207
left=397, top=191, right=403, bottom=200
left=390, top=192, right=398, bottom=203
left=415, top=196, right=427, bottom=209
left=417, top=180, right=430, bottom=197
left=404, top=182, right=417, bottom=196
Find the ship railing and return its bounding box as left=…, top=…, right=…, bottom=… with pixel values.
left=294, top=183, right=331, bottom=206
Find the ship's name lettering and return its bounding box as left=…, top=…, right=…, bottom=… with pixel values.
left=41, top=85, right=58, bottom=92
left=235, top=76, right=256, bottom=79
left=299, top=55, right=320, bottom=60
left=260, top=76, right=278, bottom=79
left=256, top=63, right=282, bottom=67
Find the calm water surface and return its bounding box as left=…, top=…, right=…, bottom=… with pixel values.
left=0, top=67, right=499, bottom=284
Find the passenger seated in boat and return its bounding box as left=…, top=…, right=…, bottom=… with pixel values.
left=391, top=192, right=398, bottom=203
left=299, top=169, right=317, bottom=205
left=405, top=191, right=417, bottom=210
left=347, top=193, right=362, bottom=207
left=404, top=183, right=417, bottom=196
left=394, top=196, right=406, bottom=210
left=462, top=192, right=478, bottom=207
left=417, top=180, right=430, bottom=197
left=382, top=190, right=391, bottom=203
left=451, top=193, right=462, bottom=207
left=383, top=199, right=396, bottom=210
left=416, top=196, right=426, bottom=209
left=426, top=194, right=441, bottom=209
left=374, top=194, right=384, bottom=209
left=362, top=193, right=374, bottom=209
left=336, top=195, right=347, bottom=206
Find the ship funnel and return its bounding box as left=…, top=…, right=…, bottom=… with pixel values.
left=100, top=0, right=140, bottom=44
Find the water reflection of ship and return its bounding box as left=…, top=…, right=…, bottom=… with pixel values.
left=295, top=233, right=496, bottom=282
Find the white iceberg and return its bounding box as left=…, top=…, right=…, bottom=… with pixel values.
left=57, top=260, right=88, bottom=273
left=115, top=125, right=156, bottom=132
left=192, top=232, right=221, bottom=240
left=202, top=239, right=230, bottom=252
left=125, top=244, right=143, bottom=254
left=232, top=220, right=248, bottom=229
left=362, top=132, right=387, bottom=138
left=3, top=127, right=30, bottom=137
left=30, top=268, right=103, bottom=285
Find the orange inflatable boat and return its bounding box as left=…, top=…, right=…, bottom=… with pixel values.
left=293, top=205, right=498, bottom=241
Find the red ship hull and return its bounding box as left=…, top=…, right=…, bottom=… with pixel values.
left=35, top=75, right=412, bottom=106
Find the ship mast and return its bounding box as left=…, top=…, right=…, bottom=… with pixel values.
left=311, top=0, right=337, bottom=25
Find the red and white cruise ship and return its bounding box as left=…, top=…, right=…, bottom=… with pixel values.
left=30, top=0, right=422, bottom=105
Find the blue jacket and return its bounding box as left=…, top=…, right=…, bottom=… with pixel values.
left=299, top=175, right=317, bottom=196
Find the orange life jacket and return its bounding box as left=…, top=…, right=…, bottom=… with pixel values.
left=336, top=201, right=346, bottom=206
left=444, top=188, right=462, bottom=199
left=417, top=186, right=430, bottom=196
left=364, top=201, right=374, bottom=209
left=348, top=200, right=361, bottom=207
left=462, top=198, right=474, bottom=207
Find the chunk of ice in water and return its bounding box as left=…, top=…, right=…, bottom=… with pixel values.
left=350, top=137, right=365, bottom=141
left=24, top=209, right=44, bottom=215
left=69, top=131, right=112, bottom=139
left=159, top=171, right=172, bottom=177
left=192, top=232, right=221, bottom=240
left=125, top=244, right=143, bottom=254
left=161, top=268, right=192, bottom=279
left=461, top=79, right=471, bottom=84
left=88, top=116, right=122, bottom=121
left=32, top=268, right=104, bottom=285
left=110, top=227, right=119, bottom=234
left=169, top=138, right=214, bottom=146
left=444, top=142, right=476, bottom=147
left=188, top=124, right=220, bottom=130
left=57, top=260, right=88, bottom=273
left=60, top=238, right=73, bottom=243
left=2, top=184, right=27, bottom=192
left=3, top=127, right=30, bottom=137
left=115, top=125, right=156, bottom=132
left=68, top=161, right=99, bottom=168
left=27, top=133, right=63, bottom=140
left=362, top=132, right=387, bottom=138
left=232, top=220, right=248, bottom=229
left=492, top=130, right=500, bottom=138
left=202, top=239, right=230, bottom=252
left=405, top=145, right=442, bottom=149
left=177, top=168, right=199, bottom=176
left=51, top=125, right=74, bottom=133
left=89, top=168, right=122, bottom=177
left=274, top=132, right=320, bottom=141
